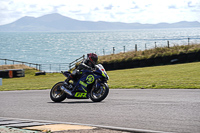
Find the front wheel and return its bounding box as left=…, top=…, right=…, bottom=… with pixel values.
left=90, top=83, right=109, bottom=102
left=50, top=81, right=67, bottom=102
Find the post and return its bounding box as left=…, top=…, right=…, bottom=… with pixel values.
left=113, top=47, right=115, bottom=54
left=123, top=46, right=125, bottom=53
left=167, top=41, right=169, bottom=48
left=188, top=38, right=190, bottom=45
left=135, top=44, right=137, bottom=52
left=155, top=42, right=157, bottom=48
left=145, top=43, right=147, bottom=50
left=49, top=64, right=51, bottom=72
left=103, top=49, right=105, bottom=55
left=36, top=64, right=38, bottom=70
left=39, top=64, right=41, bottom=71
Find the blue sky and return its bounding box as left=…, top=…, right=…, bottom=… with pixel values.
left=0, top=0, right=200, bottom=25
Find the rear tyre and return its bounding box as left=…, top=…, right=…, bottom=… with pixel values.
left=50, top=81, right=67, bottom=102
left=90, top=83, right=109, bottom=102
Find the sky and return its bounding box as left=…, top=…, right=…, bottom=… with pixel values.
left=0, top=0, right=200, bottom=25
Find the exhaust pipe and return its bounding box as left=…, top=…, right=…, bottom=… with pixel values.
left=60, top=86, right=72, bottom=96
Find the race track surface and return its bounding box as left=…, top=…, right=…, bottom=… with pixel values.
left=0, top=89, right=200, bottom=133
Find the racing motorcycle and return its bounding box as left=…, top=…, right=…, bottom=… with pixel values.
left=50, top=64, right=109, bottom=102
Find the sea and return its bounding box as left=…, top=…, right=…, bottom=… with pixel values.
left=0, top=28, right=200, bottom=71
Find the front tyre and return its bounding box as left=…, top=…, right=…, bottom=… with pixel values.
left=50, top=81, right=67, bottom=102
left=90, top=83, right=109, bottom=102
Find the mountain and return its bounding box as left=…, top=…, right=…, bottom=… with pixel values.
left=0, top=13, right=200, bottom=31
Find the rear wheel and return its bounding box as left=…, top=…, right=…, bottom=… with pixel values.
left=50, top=81, right=67, bottom=102
left=90, top=83, right=109, bottom=102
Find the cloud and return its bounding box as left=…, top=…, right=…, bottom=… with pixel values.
left=104, top=5, right=113, bottom=10
left=168, top=5, right=177, bottom=9
left=0, top=0, right=200, bottom=25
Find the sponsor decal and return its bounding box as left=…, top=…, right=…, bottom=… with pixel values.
left=86, top=75, right=94, bottom=84
left=75, top=92, right=87, bottom=98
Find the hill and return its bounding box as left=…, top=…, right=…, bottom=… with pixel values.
left=0, top=13, right=200, bottom=31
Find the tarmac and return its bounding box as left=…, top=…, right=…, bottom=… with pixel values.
left=0, top=117, right=168, bottom=133
left=0, top=117, right=133, bottom=133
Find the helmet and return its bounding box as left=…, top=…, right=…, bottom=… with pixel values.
left=87, top=53, right=98, bottom=65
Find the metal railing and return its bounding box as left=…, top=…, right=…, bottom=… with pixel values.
left=69, top=55, right=85, bottom=70
left=0, top=58, right=41, bottom=70
left=40, top=63, right=69, bottom=73
left=0, top=55, right=85, bottom=73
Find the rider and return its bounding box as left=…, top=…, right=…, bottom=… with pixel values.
left=65, top=53, right=98, bottom=85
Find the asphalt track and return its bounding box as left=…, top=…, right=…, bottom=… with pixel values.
left=0, top=89, right=200, bottom=133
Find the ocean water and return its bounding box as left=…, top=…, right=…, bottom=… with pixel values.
left=1, top=28, right=200, bottom=66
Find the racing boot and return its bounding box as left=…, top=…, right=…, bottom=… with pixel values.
left=61, top=75, right=74, bottom=96
left=64, top=74, right=74, bottom=90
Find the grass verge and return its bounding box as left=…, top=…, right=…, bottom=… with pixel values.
left=0, top=70, right=64, bottom=91
left=107, top=62, right=200, bottom=89
left=0, top=62, right=200, bottom=91
left=98, top=44, right=200, bottom=63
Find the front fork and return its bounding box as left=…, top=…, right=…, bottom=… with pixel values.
left=94, top=79, right=100, bottom=91
left=94, top=79, right=107, bottom=92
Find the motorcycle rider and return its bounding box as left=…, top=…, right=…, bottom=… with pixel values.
left=64, top=53, right=98, bottom=86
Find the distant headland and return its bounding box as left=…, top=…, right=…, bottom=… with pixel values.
left=0, top=13, right=200, bottom=32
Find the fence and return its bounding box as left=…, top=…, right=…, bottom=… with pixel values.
left=0, top=58, right=41, bottom=70
left=101, top=38, right=197, bottom=55
left=40, top=63, right=69, bottom=72
left=102, top=51, right=200, bottom=71
left=38, top=55, right=84, bottom=72
left=69, top=55, right=85, bottom=70
left=0, top=55, right=85, bottom=73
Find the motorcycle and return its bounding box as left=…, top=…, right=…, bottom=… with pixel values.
left=50, top=64, right=109, bottom=102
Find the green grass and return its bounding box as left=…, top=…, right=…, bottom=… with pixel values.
left=0, top=62, right=200, bottom=91
left=0, top=70, right=64, bottom=91
left=107, top=62, right=200, bottom=89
